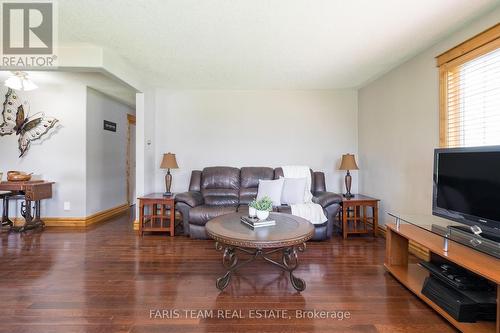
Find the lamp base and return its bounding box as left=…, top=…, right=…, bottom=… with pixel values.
left=165, top=170, right=172, bottom=196
left=344, top=171, right=354, bottom=199
left=343, top=193, right=355, bottom=199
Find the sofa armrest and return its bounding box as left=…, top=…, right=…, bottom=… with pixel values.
left=313, top=191, right=342, bottom=208
left=175, top=191, right=204, bottom=207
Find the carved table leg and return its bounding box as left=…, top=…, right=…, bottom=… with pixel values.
left=213, top=242, right=308, bottom=292
left=263, top=243, right=307, bottom=292
left=216, top=243, right=237, bottom=291
left=283, top=244, right=306, bottom=291
left=215, top=242, right=257, bottom=291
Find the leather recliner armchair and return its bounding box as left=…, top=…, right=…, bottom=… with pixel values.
left=175, top=166, right=342, bottom=240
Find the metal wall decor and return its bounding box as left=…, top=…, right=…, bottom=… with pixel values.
left=0, top=88, right=59, bottom=157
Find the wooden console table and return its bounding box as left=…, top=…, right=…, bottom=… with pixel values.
left=385, top=222, right=499, bottom=333
left=0, top=180, right=54, bottom=231
left=340, top=194, right=379, bottom=239
left=138, top=193, right=175, bottom=236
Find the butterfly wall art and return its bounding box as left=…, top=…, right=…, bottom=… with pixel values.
left=0, top=88, right=59, bottom=157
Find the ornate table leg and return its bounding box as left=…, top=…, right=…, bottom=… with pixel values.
left=215, top=242, right=257, bottom=291
left=216, top=243, right=237, bottom=290
left=283, top=244, right=306, bottom=291
left=262, top=243, right=307, bottom=292
left=213, top=242, right=308, bottom=292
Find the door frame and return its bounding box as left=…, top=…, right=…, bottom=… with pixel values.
left=126, top=113, right=136, bottom=206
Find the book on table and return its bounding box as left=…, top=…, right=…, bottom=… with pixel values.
left=240, top=216, right=276, bottom=229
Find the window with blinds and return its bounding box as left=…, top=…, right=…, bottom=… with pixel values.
left=437, top=24, right=500, bottom=148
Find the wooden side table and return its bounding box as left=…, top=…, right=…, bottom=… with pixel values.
left=340, top=194, right=380, bottom=239
left=138, top=193, right=175, bottom=236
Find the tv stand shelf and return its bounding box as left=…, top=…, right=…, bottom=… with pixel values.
left=385, top=222, right=499, bottom=333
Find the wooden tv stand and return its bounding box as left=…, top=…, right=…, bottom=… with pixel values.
left=385, top=222, right=499, bottom=333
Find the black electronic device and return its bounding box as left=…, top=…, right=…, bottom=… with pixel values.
left=419, top=261, right=493, bottom=291
left=433, top=145, right=500, bottom=234
left=420, top=260, right=496, bottom=323
left=422, top=276, right=478, bottom=322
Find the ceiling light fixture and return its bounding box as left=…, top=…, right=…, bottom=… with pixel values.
left=4, top=71, right=38, bottom=91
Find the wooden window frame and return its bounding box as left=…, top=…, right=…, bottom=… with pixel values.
left=436, top=23, right=500, bottom=148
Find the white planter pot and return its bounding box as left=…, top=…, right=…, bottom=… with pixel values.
left=248, top=206, right=257, bottom=218
left=256, top=210, right=270, bottom=221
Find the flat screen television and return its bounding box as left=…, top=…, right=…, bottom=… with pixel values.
left=433, top=145, right=500, bottom=234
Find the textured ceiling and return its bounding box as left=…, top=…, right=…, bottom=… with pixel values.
left=59, top=0, right=499, bottom=89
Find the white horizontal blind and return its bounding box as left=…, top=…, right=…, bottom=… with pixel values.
left=445, top=48, right=500, bottom=147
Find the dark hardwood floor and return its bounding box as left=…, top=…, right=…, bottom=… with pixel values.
left=0, top=210, right=456, bottom=333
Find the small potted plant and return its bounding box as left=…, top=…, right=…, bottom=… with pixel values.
left=254, top=196, right=273, bottom=221
left=248, top=199, right=257, bottom=218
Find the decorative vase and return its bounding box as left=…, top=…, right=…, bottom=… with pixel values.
left=256, top=210, right=270, bottom=221
left=248, top=206, right=257, bottom=218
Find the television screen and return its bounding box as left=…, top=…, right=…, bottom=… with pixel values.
left=433, top=146, right=500, bottom=231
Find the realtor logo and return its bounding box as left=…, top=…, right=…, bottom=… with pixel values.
left=1, top=1, right=57, bottom=67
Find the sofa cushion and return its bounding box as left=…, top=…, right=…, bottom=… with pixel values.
left=203, top=189, right=239, bottom=206
left=240, top=167, right=274, bottom=188
left=281, top=177, right=307, bottom=204
left=239, top=167, right=274, bottom=204
left=201, top=167, right=240, bottom=206
left=274, top=167, right=314, bottom=192
left=257, top=178, right=284, bottom=206
left=189, top=205, right=238, bottom=226
left=201, top=166, right=240, bottom=190
left=239, top=188, right=257, bottom=205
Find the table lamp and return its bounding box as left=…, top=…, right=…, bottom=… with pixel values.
left=339, top=154, right=358, bottom=199
left=160, top=153, right=179, bottom=196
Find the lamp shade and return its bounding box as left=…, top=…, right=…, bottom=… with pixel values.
left=160, top=153, right=179, bottom=169
left=339, top=154, right=359, bottom=171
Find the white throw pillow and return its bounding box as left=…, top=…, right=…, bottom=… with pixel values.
left=256, top=178, right=284, bottom=206
left=280, top=177, right=307, bottom=205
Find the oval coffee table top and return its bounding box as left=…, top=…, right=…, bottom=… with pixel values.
left=205, top=212, right=314, bottom=248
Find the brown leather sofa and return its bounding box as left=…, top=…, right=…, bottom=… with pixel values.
left=175, top=166, right=342, bottom=240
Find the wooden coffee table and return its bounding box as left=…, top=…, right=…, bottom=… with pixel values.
left=206, top=212, right=314, bottom=292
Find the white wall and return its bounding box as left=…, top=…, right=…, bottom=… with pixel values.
left=86, top=88, right=134, bottom=216
left=0, top=73, right=87, bottom=217
left=0, top=71, right=137, bottom=219
left=154, top=90, right=358, bottom=194
left=358, top=8, right=500, bottom=224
